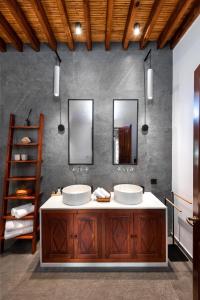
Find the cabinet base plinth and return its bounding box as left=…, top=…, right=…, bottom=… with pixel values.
left=40, top=262, right=168, bottom=268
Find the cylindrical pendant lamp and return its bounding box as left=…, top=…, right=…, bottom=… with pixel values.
left=54, top=65, right=60, bottom=97
left=147, top=68, right=153, bottom=100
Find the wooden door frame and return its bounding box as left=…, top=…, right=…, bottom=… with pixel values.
left=193, top=64, right=200, bottom=300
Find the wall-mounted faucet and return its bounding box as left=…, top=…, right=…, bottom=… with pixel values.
left=71, top=167, right=89, bottom=174
left=116, top=167, right=134, bottom=173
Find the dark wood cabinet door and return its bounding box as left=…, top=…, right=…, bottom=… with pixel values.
left=42, top=211, right=74, bottom=262
left=74, top=212, right=102, bottom=259
left=133, top=210, right=166, bottom=262
left=105, top=212, right=132, bottom=259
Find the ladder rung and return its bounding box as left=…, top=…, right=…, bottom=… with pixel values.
left=11, top=126, right=39, bottom=129
left=12, top=143, right=38, bottom=147
left=0, top=233, right=34, bottom=240
left=9, top=160, right=39, bottom=164
left=7, top=176, right=37, bottom=181
left=4, top=194, right=36, bottom=200
left=4, top=192, right=42, bottom=200
left=2, top=214, right=34, bottom=220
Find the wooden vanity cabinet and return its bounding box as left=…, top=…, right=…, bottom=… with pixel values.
left=41, top=209, right=166, bottom=263
left=74, top=212, right=102, bottom=259
left=105, top=212, right=133, bottom=259
left=132, top=210, right=166, bottom=262
left=42, top=211, right=74, bottom=262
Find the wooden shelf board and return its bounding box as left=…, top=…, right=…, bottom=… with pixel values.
left=9, top=160, right=38, bottom=164
left=7, top=176, right=37, bottom=181
left=14, top=233, right=33, bottom=239
left=0, top=234, right=33, bottom=240
left=12, top=143, right=38, bottom=147
left=4, top=194, right=36, bottom=200
left=2, top=214, right=34, bottom=220
left=11, top=126, right=39, bottom=129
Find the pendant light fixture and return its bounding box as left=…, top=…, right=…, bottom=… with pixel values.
left=53, top=51, right=65, bottom=134
left=142, top=49, right=153, bottom=134
left=145, top=49, right=153, bottom=100
left=54, top=50, right=61, bottom=98
left=142, top=58, right=148, bottom=135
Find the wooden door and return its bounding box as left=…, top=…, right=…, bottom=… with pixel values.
left=133, top=210, right=166, bottom=262
left=42, top=211, right=74, bottom=262
left=105, top=212, right=133, bottom=259
left=193, top=65, right=200, bottom=300
left=74, top=212, right=102, bottom=259
left=118, top=125, right=132, bottom=163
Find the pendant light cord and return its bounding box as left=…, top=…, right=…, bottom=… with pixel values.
left=60, top=97, right=62, bottom=124
left=143, top=61, right=147, bottom=124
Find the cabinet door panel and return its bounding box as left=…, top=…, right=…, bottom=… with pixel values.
left=105, top=212, right=132, bottom=259
left=74, top=213, right=102, bottom=259
left=133, top=210, right=166, bottom=261
left=42, top=211, right=74, bottom=262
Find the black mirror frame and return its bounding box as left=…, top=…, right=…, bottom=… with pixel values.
left=68, top=99, right=94, bottom=165
left=112, top=99, right=139, bottom=165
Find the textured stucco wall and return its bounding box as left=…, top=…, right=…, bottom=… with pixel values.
left=0, top=43, right=172, bottom=205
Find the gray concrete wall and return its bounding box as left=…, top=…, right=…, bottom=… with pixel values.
left=0, top=43, right=172, bottom=204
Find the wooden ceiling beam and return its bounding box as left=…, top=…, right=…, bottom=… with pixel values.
left=4, top=0, right=40, bottom=51
left=55, top=0, right=74, bottom=51
left=170, top=1, right=200, bottom=49
left=140, top=0, right=164, bottom=49
left=83, top=0, right=92, bottom=50
left=0, top=13, right=23, bottom=51
left=158, top=0, right=195, bottom=49
left=105, top=0, right=114, bottom=50
left=30, top=0, right=57, bottom=51
left=122, top=0, right=140, bottom=50
left=0, top=37, right=6, bottom=52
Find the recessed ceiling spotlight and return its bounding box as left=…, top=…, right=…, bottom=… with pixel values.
left=75, top=22, right=82, bottom=35
left=133, top=23, right=140, bottom=36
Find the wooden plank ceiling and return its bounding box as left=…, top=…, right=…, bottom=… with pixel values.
left=0, top=0, right=199, bottom=52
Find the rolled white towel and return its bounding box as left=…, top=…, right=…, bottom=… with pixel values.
left=4, top=226, right=33, bottom=240
left=5, top=220, right=33, bottom=232
left=11, top=203, right=32, bottom=217
left=99, top=188, right=110, bottom=198
left=93, top=188, right=105, bottom=198
left=14, top=205, right=34, bottom=219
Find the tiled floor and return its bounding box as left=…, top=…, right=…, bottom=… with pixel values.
left=0, top=241, right=192, bottom=300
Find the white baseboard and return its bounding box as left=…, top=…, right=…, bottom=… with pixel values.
left=174, top=234, right=193, bottom=260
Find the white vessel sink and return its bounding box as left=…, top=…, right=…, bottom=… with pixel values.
left=114, top=184, right=143, bottom=205
left=62, top=185, right=91, bottom=206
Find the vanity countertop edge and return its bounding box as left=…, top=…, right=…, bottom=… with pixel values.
left=40, top=192, right=166, bottom=210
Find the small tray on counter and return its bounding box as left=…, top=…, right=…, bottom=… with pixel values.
left=96, top=194, right=111, bottom=202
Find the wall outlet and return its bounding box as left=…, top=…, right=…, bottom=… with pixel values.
left=151, top=178, right=157, bottom=185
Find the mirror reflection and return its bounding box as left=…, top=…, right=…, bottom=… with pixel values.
left=113, top=99, right=138, bottom=165
left=68, top=99, right=93, bottom=164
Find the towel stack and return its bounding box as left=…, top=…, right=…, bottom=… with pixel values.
left=93, top=187, right=110, bottom=199
left=4, top=204, right=34, bottom=240
left=11, top=203, right=34, bottom=219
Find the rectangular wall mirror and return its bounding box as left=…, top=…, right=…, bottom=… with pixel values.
left=68, top=99, right=94, bottom=165
left=113, top=99, right=138, bottom=165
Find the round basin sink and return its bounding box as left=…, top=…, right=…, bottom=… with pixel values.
left=62, top=185, right=91, bottom=206
left=114, top=184, right=143, bottom=205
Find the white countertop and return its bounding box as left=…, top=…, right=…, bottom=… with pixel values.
left=40, top=192, right=166, bottom=210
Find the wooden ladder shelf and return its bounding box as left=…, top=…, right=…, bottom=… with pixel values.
left=0, top=113, right=44, bottom=254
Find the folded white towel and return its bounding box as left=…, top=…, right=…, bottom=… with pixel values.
left=99, top=188, right=110, bottom=198
left=93, top=188, right=105, bottom=198
left=4, top=226, right=33, bottom=240
left=11, top=204, right=34, bottom=219
left=93, top=187, right=110, bottom=198
left=5, top=220, right=33, bottom=232
left=11, top=203, right=32, bottom=217
left=15, top=205, right=34, bottom=219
